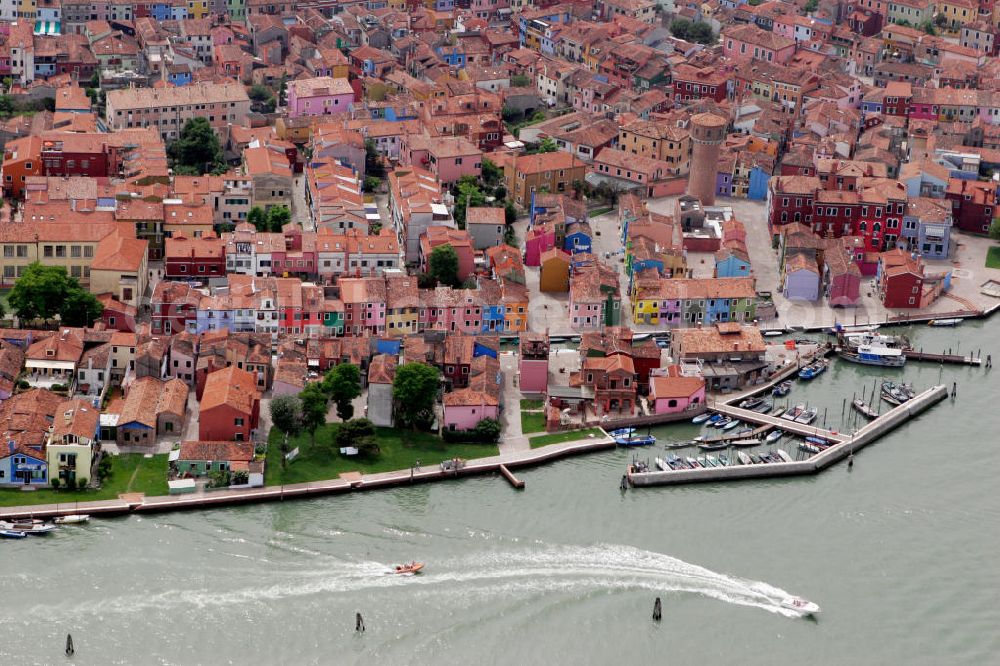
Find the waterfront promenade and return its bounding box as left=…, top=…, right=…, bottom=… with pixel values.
left=0, top=431, right=616, bottom=520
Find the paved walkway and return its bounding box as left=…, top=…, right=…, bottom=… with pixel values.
left=499, top=352, right=530, bottom=454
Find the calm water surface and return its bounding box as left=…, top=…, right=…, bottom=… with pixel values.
left=1, top=324, right=997, bottom=665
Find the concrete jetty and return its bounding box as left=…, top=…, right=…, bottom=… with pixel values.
left=903, top=349, right=982, bottom=366
left=628, top=384, right=948, bottom=487
left=499, top=464, right=525, bottom=489
left=709, top=402, right=847, bottom=443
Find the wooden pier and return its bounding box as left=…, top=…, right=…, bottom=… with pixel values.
left=627, top=385, right=948, bottom=487
left=709, top=402, right=847, bottom=443
left=903, top=349, right=982, bottom=366
left=499, top=464, right=525, bottom=489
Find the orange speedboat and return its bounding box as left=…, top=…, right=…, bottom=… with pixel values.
left=392, top=562, right=424, bottom=575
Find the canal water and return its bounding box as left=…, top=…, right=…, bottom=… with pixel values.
left=1, top=324, right=997, bottom=665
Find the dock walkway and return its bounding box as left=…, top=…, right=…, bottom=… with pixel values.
left=628, top=385, right=947, bottom=487
left=709, top=402, right=847, bottom=443
left=903, top=349, right=982, bottom=366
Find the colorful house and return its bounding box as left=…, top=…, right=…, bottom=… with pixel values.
left=524, top=222, right=557, bottom=266
left=649, top=368, right=705, bottom=415
left=877, top=248, right=925, bottom=308
left=518, top=334, right=549, bottom=394
left=714, top=241, right=752, bottom=278
left=782, top=253, right=821, bottom=301
left=0, top=447, right=47, bottom=487
left=287, top=76, right=355, bottom=119
left=46, top=398, right=100, bottom=487
left=563, top=220, right=593, bottom=254
left=539, top=248, right=571, bottom=292
left=198, top=366, right=260, bottom=441
left=175, top=440, right=255, bottom=477
left=442, top=355, right=501, bottom=431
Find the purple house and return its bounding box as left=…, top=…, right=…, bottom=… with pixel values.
left=782, top=253, right=821, bottom=301
left=287, top=76, right=355, bottom=119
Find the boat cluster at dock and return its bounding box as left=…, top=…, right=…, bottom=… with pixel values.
left=0, top=515, right=89, bottom=538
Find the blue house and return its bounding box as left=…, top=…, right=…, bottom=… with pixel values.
left=150, top=2, right=171, bottom=20
left=436, top=45, right=466, bottom=68
left=473, top=339, right=500, bottom=359
left=168, top=66, right=192, bottom=87
left=376, top=339, right=402, bottom=355
left=564, top=221, right=592, bottom=254
left=900, top=198, right=953, bottom=260
left=715, top=244, right=752, bottom=277
left=747, top=166, right=769, bottom=200
left=0, top=445, right=47, bottom=487
left=480, top=304, right=505, bottom=333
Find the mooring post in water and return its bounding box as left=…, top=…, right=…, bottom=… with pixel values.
left=620, top=474, right=628, bottom=491
left=65, top=634, right=74, bottom=657
left=356, top=612, right=365, bottom=632
left=952, top=382, right=957, bottom=398
left=652, top=597, right=662, bottom=622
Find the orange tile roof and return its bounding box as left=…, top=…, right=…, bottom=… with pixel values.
left=91, top=232, right=148, bottom=272
left=201, top=365, right=259, bottom=414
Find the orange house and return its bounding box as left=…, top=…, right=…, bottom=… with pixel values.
left=1, top=135, right=42, bottom=198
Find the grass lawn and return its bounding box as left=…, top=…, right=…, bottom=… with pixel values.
left=589, top=206, right=614, bottom=217
left=987, top=246, right=1000, bottom=269
left=264, top=424, right=498, bottom=486
left=520, top=411, right=546, bottom=434
left=529, top=428, right=605, bottom=448
left=0, top=454, right=168, bottom=507
left=519, top=399, right=543, bottom=410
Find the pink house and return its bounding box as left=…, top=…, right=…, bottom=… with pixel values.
left=442, top=355, right=501, bottom=431
left=420, top=286, right=483, bottom=333
left=403, top=135, right=482, bottom=189
left=649, top=369, right=705, bottom=414
left=287, top=76, right=355, bottom=119
left=419, top=226, right=475, bottom=281
left=519, top=333, right=550, bottom=394
left=524, top=222, right=557, bottom=266
left=722, top=24, right=796, bottom=65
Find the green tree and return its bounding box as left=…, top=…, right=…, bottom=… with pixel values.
left=803, top=0, right=818, bottom=12
left=364, top=138, right=385, bottom=178
left=504, top=200, right=517, bottom=226
left=537, top=137, right=558, bottom=153
left=167, top=117, right=226, bottom=176
left=9, top=263, right=100, bottom=325
left=429, top=244, right=460, bottom=287
left=510, top=74, right=531, bottom=87
left=934, top=12, right=947, bottom=26
left=363, top=175, right=382, bottom=193
left=481, top=158, right=502, bottom=187
left=335, top=418, right=379, bottom=457
left=270, top=394, right=302, bottom=437
left=298, top=383, right=329, bottom=446
left=920, top=20, right=936, bottom=34
left=247, top=205, right=291, bottom=232
left=989, top=220, right=1000, bottom=242
left=688, top=22, right=716, bottom=44
left=89, top=71, right=100, bottom=89
left=248, top=84, right=272, bottom=102
left=392, top=363, right=440, bottom=430
left=473, top=418, right=502, bottom=443
left=59, top=289, right=103, bottom=327
left=669, top=18, right=692, bottom=40
left=323, top=363, right=361, bottom=422
left=453, top=175, right=486, bottom=228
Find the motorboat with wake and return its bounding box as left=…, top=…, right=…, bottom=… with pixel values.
left=781, top=597, right=821, bottom=616
left=391, top=562, right=424, bottom=575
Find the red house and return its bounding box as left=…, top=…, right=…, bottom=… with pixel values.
left=767, top=175, right=820, bottom=233
left=877, top=248, right=925, bottom=309
left=945, top=177, right=996, bottom=234
left=198, top=366, right=261, bottom=442
left=151, top=281, right=201, bottom=335
left=165, top=234, right=227, bottom=280
left=97, top=293, right=138, bottom=332
left=671, top=63, right=729, bottom=103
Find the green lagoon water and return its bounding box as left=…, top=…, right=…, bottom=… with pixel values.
left=1, top=324, right=998, bottom=665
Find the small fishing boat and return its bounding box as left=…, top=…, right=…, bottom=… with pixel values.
left=781, top=597, right=821, bottom=616
left=1, top=521, right=56, bottom=535
left=392, top=562, right=424, bottom=575
left=737, top=451, right=753, bottom=465
left=691, top=412, right=712, bottom=424
left=851, top=398, right=879, bottom=420
left=609, top=427, right=636, bottom=438
left=749, top=453, right=763, bottom=464
left=0, top=529, right=26, bottom=539
left=752, top=399, right=774, bottom=413
left=53, top=514, right=90, bottom=525
left=798, top=443, right=821, bottom=455
left=775, top=449, right=794, bottom=463
left=928, top=318, right=962, bottom=327
left=698, top=441, right=729, bottom=451
left=880, top=380, right=910, bottom=405
left=797, top=360, right=828, bottom=380
left=721, top=419, right=742, bottom=431
left=717, top=454, right=730, bottom=466
left=654, top=457, right=670, bottom=472
left=739, top=396, right=765, bottom=410
left=901, top=383, right=916, bottom=400
left=762, top=329, right=785, bottom=337
left=771, top=381, right=792, bottom=397
left=804, top=436, right=829, bottom=448
left=614, top=434, right=657, bottom=447
left=686, top=457, right=702, bottom=469
left=701, top=456, right=717, bottom=468
left=666, top=440, right=696, bottom=450
left=781, top=405, right=805, bottom=421
left=765, top=429, right=784, bottom=444
left=665, top=455, right=685, bottom=470
left=794, top=407, right=818, bottom=424
left=713, top=416, right=732, bottom=428
left=730, top=437, right=762, bottom=448
left=707, top=413, right=724, bottom=425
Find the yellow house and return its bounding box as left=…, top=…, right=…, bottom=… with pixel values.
left=938, top=0, right=978, bottom=28
left=618, top=120, right=691, bottom=176
left=631, top=289, right=662, bottom=326
left=386, top=275, right=419, bottom=336
left=47, top=399, right=100, bottom=487
left=164, top=202, right=215, bottom=239
left=502, top=282, right=529, bottom=332
left=90, top=234, right=149, bottom=309
left=17, top=0, right=36, bottom=20
left=187, top=0, right=210, bottom=19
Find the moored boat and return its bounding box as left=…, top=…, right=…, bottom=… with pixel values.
left=775, top=449, right=794, bottom=463
left=609, top=427, right=636, bottom=438
left=654, top=457, right=670, bottom=471
left=0, top=521, right=56, bottom=535
left=928, top=318, right=962, bottom=327
left=730, top=437, right=762, bottom=448
left=736, top=451, right=753, bottom=465
left=798, top=443, right=821, bottom=455
left=691, top=412, right=712, bottom=424
left=880, top=380, right=910, bottom=405
left=713, top=416, right=732, bottom=428
left=707, top=413, right=724, bottom=425
left=0, top=529, right=26, bottom=539
left=721, top=419, right=742, bottom=431
left=794, top=407, right=818, bottom=424
left=686, top=457, right=702, bottom=469
left=698, top=441, right=729, bottom=451
left=765, top=429, right=784, bottom=444
left=804, top=436, right=829, bottom=448
left=797, top=360, right=828, bottom=380
left=771, top=381, right=792, bottom=397
left=781, top=405, right=805, bottom=421
left=667, top=440, right=696, bottom=449
left=752, top=399, right=774, bottom=413
left=614, top=434, right=657, bottom=447
left=717, top=454, right=730, bottom=466
left=739, top=397, right=765, bottom=410
left=53, top=514, right=90, bottom=525
left=851, top=398, right=879, bottom=420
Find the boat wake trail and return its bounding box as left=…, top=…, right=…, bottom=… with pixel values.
left=53, top=542, right=804, bottom=619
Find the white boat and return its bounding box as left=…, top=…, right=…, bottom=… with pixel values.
left=928, top=318, right=962, bottom=327
left=775, top=449, right=794, bottom=463
left=794, top=407, right=818, bottom=424
left=765, top=429, right=783, bottom=444
left=781, top=597, right=821, bottom=616
left=0, top=521, right=56, bottom=535
left=737, top=451, right=753, bottom=465
left=762, top=329, right=785, bottom=337
left=654, top=457, right=670, bottom=472
left=53, top=514, right=90, bottom=525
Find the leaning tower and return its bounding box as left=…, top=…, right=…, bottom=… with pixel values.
left=686, top=112, right=727, bottom=206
